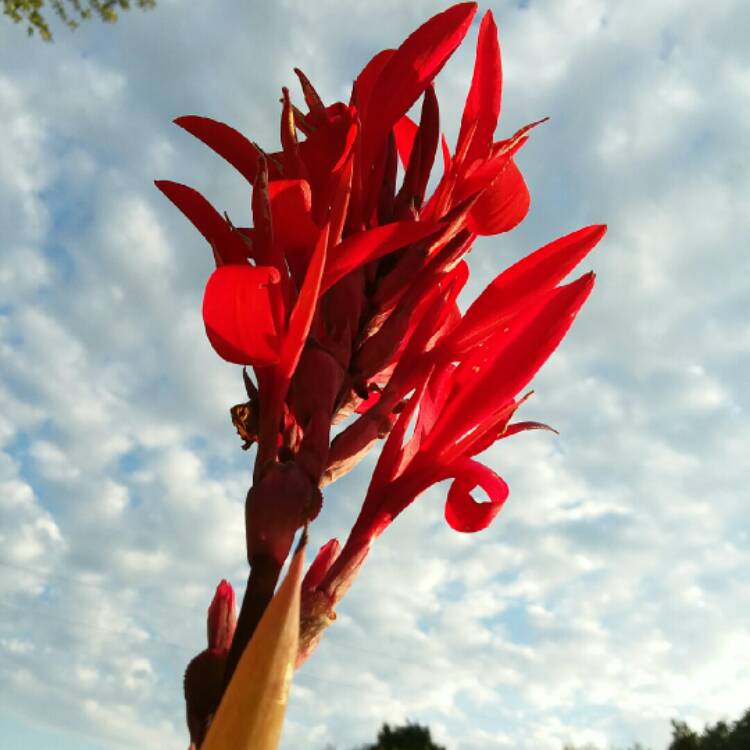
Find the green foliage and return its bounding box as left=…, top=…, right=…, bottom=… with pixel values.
left=560, top=707, right=750, bottom=750
left=667, top=708, right=750, bottom=750
left=3, top=0, right=155, bottom=41
left=360, top=722, right=446, bottom=750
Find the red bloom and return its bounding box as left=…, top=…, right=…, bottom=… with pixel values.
left=157, top=0, right=605, bottom=695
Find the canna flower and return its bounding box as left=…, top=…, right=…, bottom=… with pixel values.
left=184, top=580, right=237, bottom=749
left=157, top=1, right=606, bottom=725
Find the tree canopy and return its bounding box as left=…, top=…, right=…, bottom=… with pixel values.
left=3, top=0, right=155, bottom=41
left=325, top=709, right=750, bottom=750
left=562, top=707, right=750, bottom=750
left=359, top=722, right=446, bottom=750
left=667, top=707, right=750, bottom=750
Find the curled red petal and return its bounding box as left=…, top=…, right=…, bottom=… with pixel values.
left=202, top=265, right=283, bottom=365
left=174, top=116, right=264, bottom=184
left=154, top=180, right=248, bottom=264
left=444, top=458, right=508, bottom=533
left=466, top=158, right=530, bottom=235
left=456, top=10, right=502, bottom=166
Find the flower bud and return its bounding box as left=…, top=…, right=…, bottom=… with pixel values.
left=184, top=580, right=237, bottom=748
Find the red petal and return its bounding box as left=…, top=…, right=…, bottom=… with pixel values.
left=456, top=11, right=502, bottom=166
left=441, top=134, right=452, bottom=172
left=174, top=116, right=264, bottom=184
left=269, top=179, right=318, bottom=250
left=427, top=274, right=595, bottom=456
left=466, top=158, right=530, bottom=235
left=298, top=108, right=358, bottom=218
left=154, top=180, right=248, bottom=264
left=394, top=115, right=418, bottom=168
left=450, top=224, right=607, bottom=352
left=302, top=539, right=341, bottom=593
left=321, top=220, right=440, bottom=292
left=352, top=48, right=395, bottom=116
left=370, top=378, right=428, bottom=497
left=202, top=265, right=283, bottom=365
left=492, top=117, right=549, bottom=157
left=361, top=3, right=477, bottom=164
left=444, top=458, right=508, bottom=532
left=418, top=363, right=456, bottom=437
left=381, top=268, right=461, bottom=404
left=457, top=399, right=520, bottom=460
left=453, top=138, right=518, bottom=203
left=276, top=225, right=329, bottom=392
left=328, top=155, right=354, bottom=247
left=251, top=160, right=276, bottom=269
left=395, top=86, right=440, bottom=214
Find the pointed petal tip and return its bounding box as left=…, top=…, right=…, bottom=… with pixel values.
left=572, top=270, right=596, bottom=295
left=154, top=178, right=173, bottom=192
left=216, top=579, right=234, bottom=596
left=479, top=8, right=497, bottom=32
left=585, top=223, right=607, bottom=240
left=173, top=114, right=199, bottom=129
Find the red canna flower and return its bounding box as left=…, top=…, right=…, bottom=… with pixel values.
left=156, top=0, right=606, bottom=724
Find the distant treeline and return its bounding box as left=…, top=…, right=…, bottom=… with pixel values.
left=324, top=707, right=750, bottom=749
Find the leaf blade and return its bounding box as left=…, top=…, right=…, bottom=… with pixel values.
left=201, top=541, right=306, bottom=750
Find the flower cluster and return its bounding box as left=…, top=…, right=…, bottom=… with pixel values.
left=157, top=1, right=605, bottom=739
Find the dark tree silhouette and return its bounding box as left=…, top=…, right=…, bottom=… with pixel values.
left=561, top=706, right=750, bottom=750
left=3, top=0, right=155, bottom=41
left=360, top=722, right=446, bottom=750
left=668, top=707, right=750, bottom=750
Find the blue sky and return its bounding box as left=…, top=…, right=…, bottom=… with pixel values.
left=1, top=1, right=749, bottom=749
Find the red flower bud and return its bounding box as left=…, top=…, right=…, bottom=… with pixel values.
left=207, top=579, right=236, bottom=652
left=184, top=580, right=237, bottom=748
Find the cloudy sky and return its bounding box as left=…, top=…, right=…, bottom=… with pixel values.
left=1, top=1, right=748, bottom=749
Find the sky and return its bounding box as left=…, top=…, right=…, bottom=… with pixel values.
left=0, top=1, right=748, bottom=749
